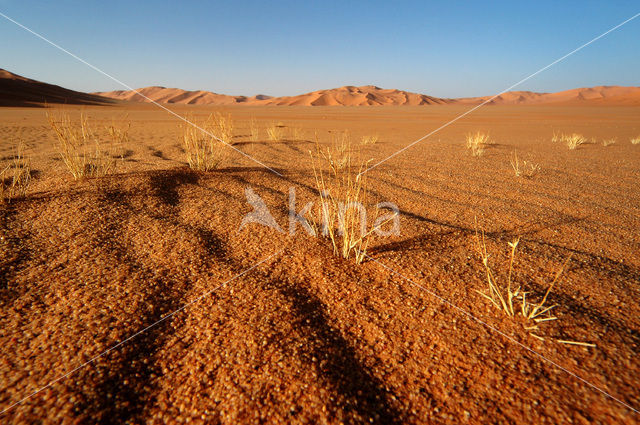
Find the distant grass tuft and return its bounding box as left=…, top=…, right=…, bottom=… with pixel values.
left=552, top=132, right=587, bottom=150
left=249, top=117, right=259, bottom=142
left=466, top=132, right=491, bottom=157
left=266, top=122, right=284, bottom=142
left=360, top=134, right=379, bottom=146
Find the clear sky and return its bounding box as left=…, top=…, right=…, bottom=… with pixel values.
left=0, top=1, right=638, bottom=97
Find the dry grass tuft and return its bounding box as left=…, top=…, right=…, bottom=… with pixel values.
left=182, top=115, right=229, bottom=171
left=309, top=134, right=384, bottom=263
left=106, top=118, right=131, bottom=157
left=267, top=122, right=284, bottom=142
left=510, top=151, right=540, bottom=178
left=631, top=136, right=640, bottom=145
left=602, top=138, right=617, bottom=147
left=565, top=133, right=587, bottom=150
left=360, top=134, right=379, bottom=146
left=47, top=111, right=124, bottom=179
left=249, top=118, right=259, bottom=142
left=466, top=132, right=491, bottom=157
left=322, top=132, right=350, bottom=174
left=0, top=140, right=31, bottom=202
left=289, top=127, right=304, bottom=141
left=211, top=112, right=234, bottom=144
left=553, top=132, right=587, bottom=150
left=474, top=223, right=594, bottom=346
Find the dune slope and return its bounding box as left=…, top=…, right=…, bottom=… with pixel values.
left=0, top=69, right=116, bottom=107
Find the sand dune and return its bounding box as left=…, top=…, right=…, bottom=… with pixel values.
left=457, top=86, right=640, bottom=105
left=259, top=85, right=452, bottom=106
left=2, top=68, right=640, bottom=107
left=0, top=68, right=116, bottom=107
left=95, top=86, right=269, bottom=105
left=97, top=84, right=640, bottom=106
left=94, top=85, right=448, bottom=106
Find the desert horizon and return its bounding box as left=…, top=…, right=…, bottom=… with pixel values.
left=3, top=67, right=640, bottom=107
left=1, top=2, right=639, bottom=424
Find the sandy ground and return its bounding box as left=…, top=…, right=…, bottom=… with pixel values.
left=0, top=104, right=639, bottom=424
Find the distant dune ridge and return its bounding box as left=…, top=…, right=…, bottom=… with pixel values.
left=0, top=68, right=115, bottom=107
left=456, top=86, right=640, bottom=106
left=2, top=68, right=640, bottom=106
left=93, top=85, right=451, bottom=106
left=93, top=84, right=640, bottom=107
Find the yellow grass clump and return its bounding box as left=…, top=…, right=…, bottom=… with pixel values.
left=510, top=151, right=540, bottom=178
left=310, top=134, right=383, bottom=264
left=249, top=117, right=259, bottom=142
left=360, top=134, right=379, bottom=146
left=266, top=122, right=284, bottom=142
left=182, top=115, right=230, bottom=171
left=602, top=138, right=616, bottom=147
left=289, top=127, right=304, bottom=141
left=553, top=132, right=587, bottom=150
left=211, top=112, right=234, bottom=144
left=631, top=136, right=640, bottom=145
left=47, top=111, right=125, bottom=179
left=474, top=224, right=594, bottom=346
left=0, top=141, right=31, bottom=202
left=466, top=132, right=491, bottom=157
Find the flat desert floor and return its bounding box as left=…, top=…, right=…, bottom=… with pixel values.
left=1, top=104, right=639, bottom=423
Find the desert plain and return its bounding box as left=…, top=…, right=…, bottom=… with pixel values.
left=0, top=88, right=639, bottom=423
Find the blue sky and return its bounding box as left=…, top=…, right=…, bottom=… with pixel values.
left=0, top=1, right=638, bottom=97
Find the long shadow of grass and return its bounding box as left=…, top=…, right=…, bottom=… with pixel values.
left=69, top=172, right=234, bottom=423
left=0, top=204, right=32, bottom=294
left=262, top=272, right=403, bottom=424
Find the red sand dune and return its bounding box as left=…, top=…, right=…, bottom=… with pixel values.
left=456, top=86, right=640, bottom=105
left=95, top=86, right=269, bottom=105
left=2, top=68, right=640, bottom=107
left=93, top=85, right=448, bottom=106
left=259, top=85, right=452, bottom=106
left=0, top=68, right=116, bottom=107
left=96, top=84, right=640, bottom=106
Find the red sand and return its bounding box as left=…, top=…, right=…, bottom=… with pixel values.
left=0, top=102, right=639, bottom=423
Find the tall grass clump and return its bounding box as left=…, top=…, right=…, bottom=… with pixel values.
left=474, top=224, right=594, bottom=346
left=0, top=141, right=31, bottom=202
left=211, top=112, right=234, bottom=144
left=267, top=122, right=284, bottom=142
left=309, top=134, right=383, bottom=263
left=466, top=132, right=491, bottom=157
left=510, top=151, right=540, bottom=178
left=182, top=115, right=229, bottom=171
left=249, top=117, right=259, bottom=142
left=47, top=111, right=125, bottom=179
left=290, top=126, right=304, bottom=141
